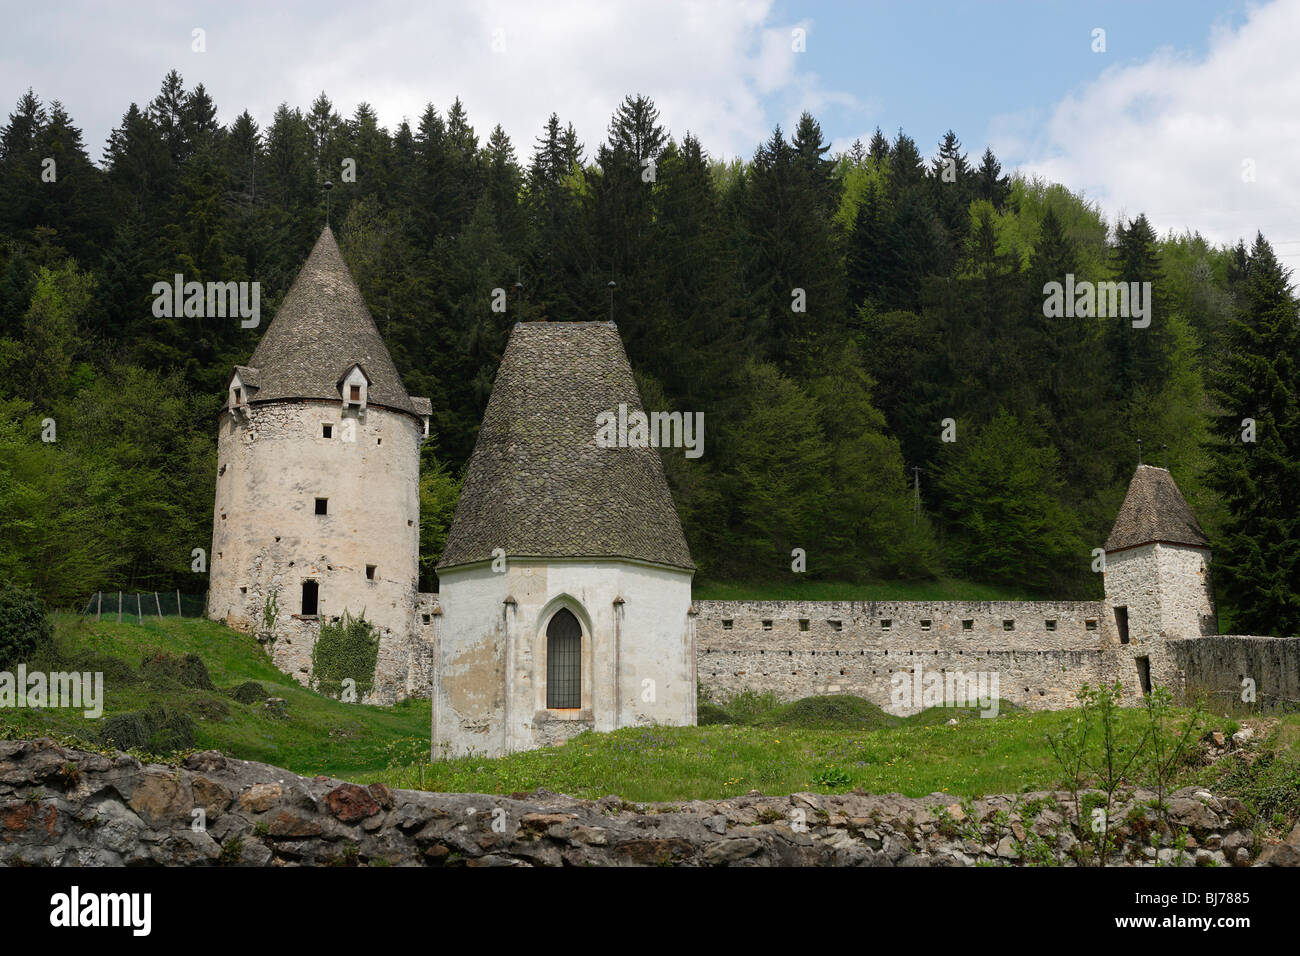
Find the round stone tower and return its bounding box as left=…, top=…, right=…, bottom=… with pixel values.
left=207, top=226, right=432, bottom=703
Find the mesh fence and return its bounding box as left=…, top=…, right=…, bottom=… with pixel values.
left=80, top=591, right=208, bottom=621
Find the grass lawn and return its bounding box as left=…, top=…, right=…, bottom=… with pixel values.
left=690, top=577, right=1075, bottom=602
left=6, top=614, right=1295, bottom=824
left=0, top=613, right=429, bottom=781
left=381, top=702, right=1261, bottom=803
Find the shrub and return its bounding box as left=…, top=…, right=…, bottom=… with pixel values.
left=230, top=681, right=267, bottom=704
left=98, top=704, right=196, bottom=753
left=191, top=696, right=230, bottom=722
left=0, top=584, right=53, bottom=668
left=755, top=694, right=898, bottom=730
left=311, top=610, right=379, bottom=699
left=99, top=712, right=151, bottom=751
left=718, top=689, right=783, bottom=724
left=146, top=703, right=196, bottom=752
left=140, top=650, right=213, bottom=690
left=697, top=701, right=733, bottom=725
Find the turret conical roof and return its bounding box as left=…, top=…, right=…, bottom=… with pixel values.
left=438, top=321, right=694, bottom=572
left=235, top=226, right=420, bottom=417
left=1105, top=464, right=1210, bottom=552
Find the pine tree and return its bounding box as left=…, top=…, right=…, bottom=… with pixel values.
left=973, top=147, right=1011, bottom=210
left=0, top=90, right=47, bottom=234
left=867, top=127, right=890, bottom=165
left=1208, top=233, right=1300, bottom=633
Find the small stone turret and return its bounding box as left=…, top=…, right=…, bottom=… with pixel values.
left=1103, top=464, right=1216, bottom=695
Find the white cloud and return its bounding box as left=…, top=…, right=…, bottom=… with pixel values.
left=0, top=0, right=850, bottom=166
left=1009, top=0, right=1300, bottom=268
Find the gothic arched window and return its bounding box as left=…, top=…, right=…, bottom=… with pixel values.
left=546, top=608, right=582, bottom=709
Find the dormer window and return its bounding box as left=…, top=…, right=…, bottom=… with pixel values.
left=339, top=364, right=370, bottom=413
left=227, top=367, right=258, bottom=418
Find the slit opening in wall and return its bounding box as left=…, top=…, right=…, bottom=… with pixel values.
left=1115, top=606, right=1130, bottom=644
left=300, top=580, right=319, bottom=616
left=1135, top=655, right=1151, bottom=695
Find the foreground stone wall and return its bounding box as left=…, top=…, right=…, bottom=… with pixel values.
left=2, top=738, right=1294, bottom=866
left=1171, top=636, right=1300, bottom=711
left=695, top=600, right=1129, bottom=713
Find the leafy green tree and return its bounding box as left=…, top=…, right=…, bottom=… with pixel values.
left=937, top=409, right=1087, bottom=591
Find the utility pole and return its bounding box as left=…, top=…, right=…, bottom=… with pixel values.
left=912, top=467, right=922, bottom=525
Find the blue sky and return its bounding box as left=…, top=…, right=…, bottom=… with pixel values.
left=1, top=0, right=1296, bottom=265
left=768, top=0, right=1250, bottom=164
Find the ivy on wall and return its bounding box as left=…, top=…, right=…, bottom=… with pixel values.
left=311, top=609, right=378, bottom=699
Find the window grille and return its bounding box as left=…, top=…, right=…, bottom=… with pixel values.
left=547, top=608, right=582, bottom=709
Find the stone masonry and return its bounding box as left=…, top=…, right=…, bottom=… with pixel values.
left=2, top=738, right=1296, bottom=866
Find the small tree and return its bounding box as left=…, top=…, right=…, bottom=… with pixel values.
left=0, top=582, right=52, bottom=668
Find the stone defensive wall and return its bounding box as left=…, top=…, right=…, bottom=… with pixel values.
left=694, top=599, right=1124, bottom=714
left=1170, top=635, right=1300, bottom=712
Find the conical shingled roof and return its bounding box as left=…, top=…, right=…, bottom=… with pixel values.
left=234, top=226, right=420, bottom=417
left=1105, top=464, right=1210, bottom=552
left=438, top=321, right=694, bottom=572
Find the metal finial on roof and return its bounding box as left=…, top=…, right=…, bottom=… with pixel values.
left=1162, top=443, right=1168, bottom=470
left=1136, top=438, right=1143, bottom=466
left=324, top=180, right=334, bottom=226
left=607, top=280, right=616, bottom=323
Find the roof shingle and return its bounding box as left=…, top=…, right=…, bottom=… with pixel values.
left=438, top=321, right=694, bottom=572
left=230, top=226, right=423, bottom=418
left=1105, top=464, right=1210, bottom=552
